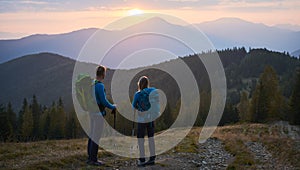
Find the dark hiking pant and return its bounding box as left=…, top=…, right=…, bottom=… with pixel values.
left=87, top=113, right=104, bottom=162
left=137, top=121, right=156, bottom=162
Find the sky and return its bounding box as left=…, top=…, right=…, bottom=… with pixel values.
left=0, top=0, right=300, bottom=39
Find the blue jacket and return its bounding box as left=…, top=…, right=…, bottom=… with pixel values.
left=132, top=87, right=160, bottom=123
left=94, top=81, right=116, bottom=115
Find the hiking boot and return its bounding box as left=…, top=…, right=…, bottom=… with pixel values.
left=137, top=160, right=146, bottom=167
left=87, top=160, right=105, bottom=166
left=145, top=159, right=155, bottom=166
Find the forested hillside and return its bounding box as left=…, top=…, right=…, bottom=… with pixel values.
left=1, top=48, right=300, bottom=142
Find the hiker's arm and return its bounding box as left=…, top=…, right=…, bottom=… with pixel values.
left=96, top=83, right=116, bottom=110
left=132, top=93, right=138, bottom=110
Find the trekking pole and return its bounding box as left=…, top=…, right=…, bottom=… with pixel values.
left=113, top=110, right=116, bottom=130
left=114, top=113, right=117, bottom=129
left=132, top=109, right=135, bottom=137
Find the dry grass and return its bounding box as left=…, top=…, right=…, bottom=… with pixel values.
left=172, top=128, right=199, bottom=153
left=0, top=124, right=299, bottom=169
left=262, top=136, right=300, bottom=168
left=212, top=123, right=300, bottom=169
left=0, top=139, right=87, bottom=169
left=222, top=138, right=255, bottom=169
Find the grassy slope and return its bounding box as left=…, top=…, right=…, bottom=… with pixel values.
left=0, top=124, right=299, bottom=170
left=213, top=123, right=300, bottom=169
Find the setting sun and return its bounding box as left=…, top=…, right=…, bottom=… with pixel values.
left=127, top=9, right=144, bottom=16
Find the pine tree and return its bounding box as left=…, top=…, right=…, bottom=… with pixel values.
left=220, top=103, right=239, bottom=126
left=0, top=104, right=9, bottom=141
left=251, top=81, right=267, bottom=122
left=290, top=69, right=300, bottom=125
left=196, top=91, right=210, bottom=126
left=31, top=95, right=40, bottom=140
left=18, top=98, right=28, bottom=137
left=21, top=104, right=33, bottom=141
left=65, top=110, right=79, bottom=139
left=49, top=102, right=57, bottom=139
left=49, top=98, right=67, bottom=139
left=39, top=108, right=50, bottom=140
left=250, top=66, right=284, bottom=122
left=56, top=97, right=66, bottom=138
left=237, top=91, right=251, bottom=122
left=7, top=102, right=16, bottom=140
left=0, top=103, right=17, bottom=141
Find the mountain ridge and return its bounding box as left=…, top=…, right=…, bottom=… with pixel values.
left=1, top=17, right=299, bottom=64
left=0, top=53, right=76, bottom=111
left=195, top=18, right=300, bottom=54
left=0, top=28, right=99, bottom=63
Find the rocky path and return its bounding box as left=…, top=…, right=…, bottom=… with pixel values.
left=108, top=138, right=233, bottom=170
left=245, top=141, right=295, bottom=170
left=196, top=138, right=233, bottom=170
left=109, top=135, right=298, bottom=170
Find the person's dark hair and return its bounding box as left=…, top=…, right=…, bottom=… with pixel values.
left=138, top=76, right=149, bottom=91
left=96, top=65, right=106, bottom=78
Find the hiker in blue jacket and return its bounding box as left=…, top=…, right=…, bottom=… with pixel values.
left=132, top=76, right=159, bottom=167
left=87, top=65, right=116, bottom=166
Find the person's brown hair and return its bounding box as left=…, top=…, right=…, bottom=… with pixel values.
left=96, top=65, right=106, bottom=78
left=138, top=76, right=149, bottom=91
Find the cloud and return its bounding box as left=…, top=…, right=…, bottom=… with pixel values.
left=0, top=0, right=299, bottom=14
left=20, top=0, right=49, bottom=5
left=0, top=0, right=299, bottom=36
left=0, top=0, right=60, bottom=12
left=216, top=0, right=300, bottom=13
left=0, top=0, right=220, bottom=12
left=84, top=6, right=133, bottom=11
left=167, top=0, right=200, bottom=2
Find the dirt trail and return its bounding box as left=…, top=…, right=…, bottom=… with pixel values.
left=245, top=141, right=294, bottom=169
left=107, top=138, right=233, bottom=170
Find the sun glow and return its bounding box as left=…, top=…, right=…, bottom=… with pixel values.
left=127, top=9, right=144, bottom=16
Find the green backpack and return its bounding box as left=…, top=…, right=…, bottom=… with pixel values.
left=75, top=74, right=100, bottom=113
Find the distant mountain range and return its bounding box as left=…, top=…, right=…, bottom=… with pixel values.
left=0, top=32, right=27, bottom=40
left=274, top=24, right=300, bottom=32
left=0, top=17, right=299, bottom=65
left=195, top=18, right=300, bottom=55
left=0, top=28, right=98, bottom=63
left=292, top=49, right=300, bottom=58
